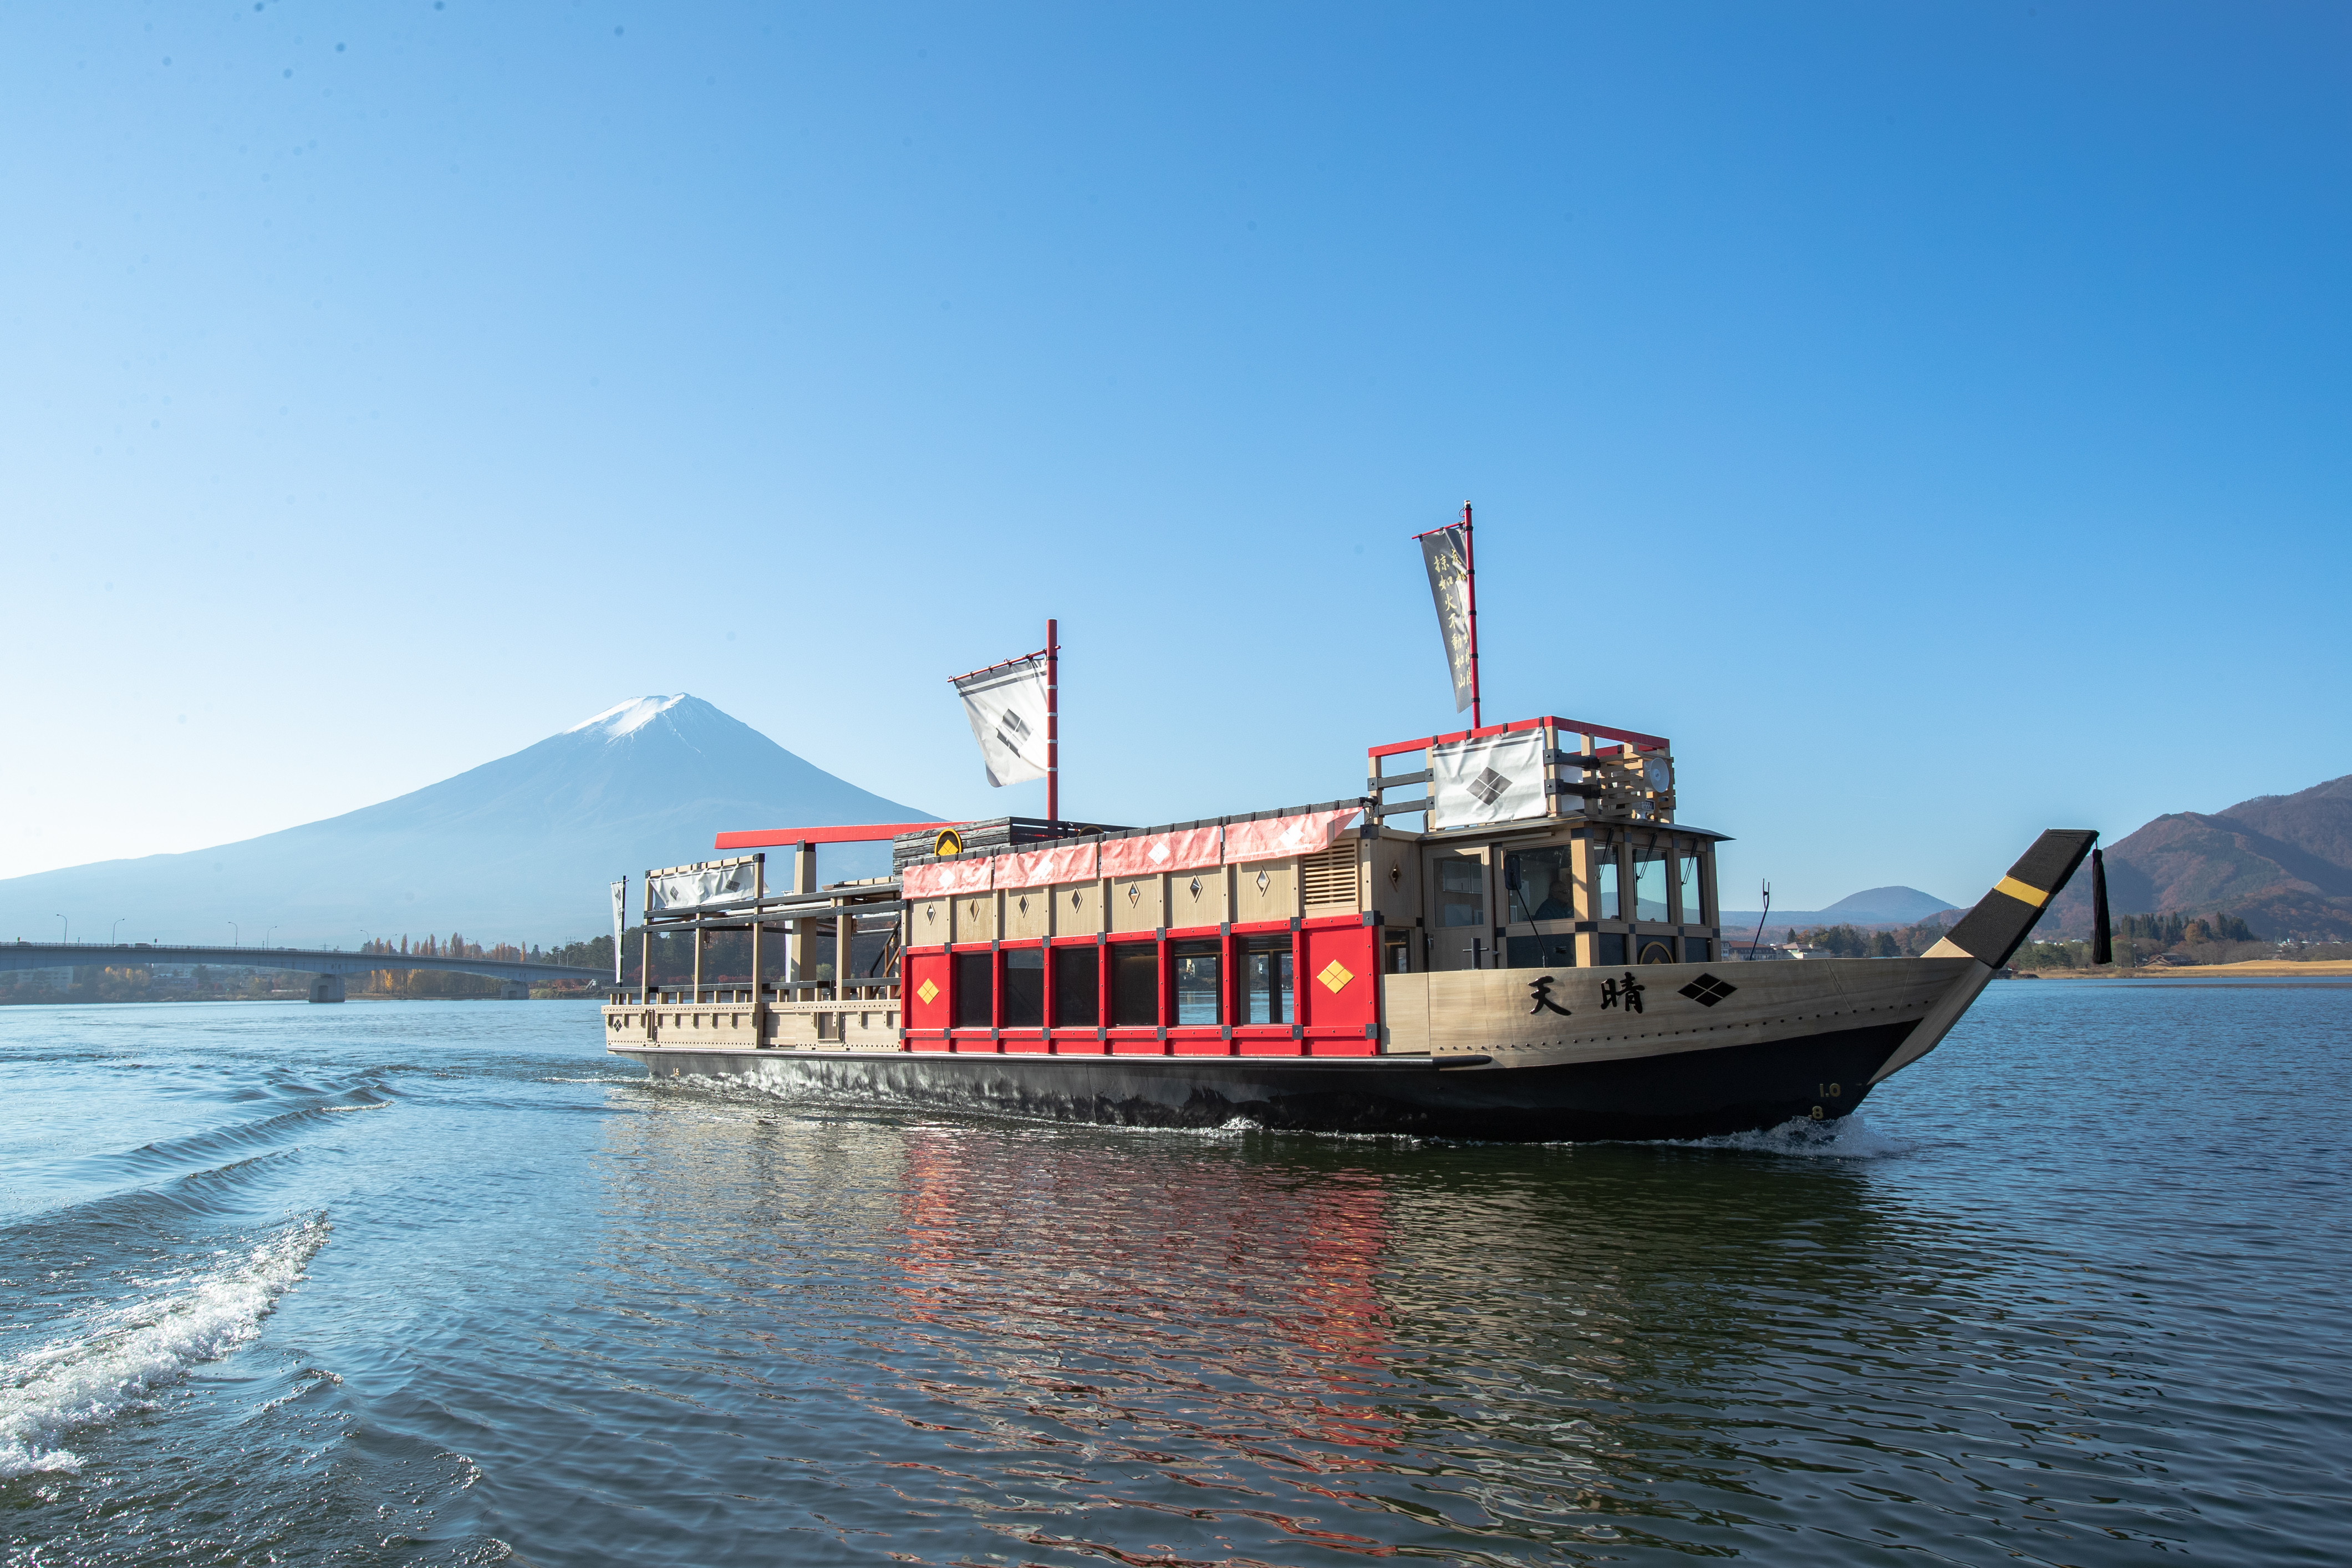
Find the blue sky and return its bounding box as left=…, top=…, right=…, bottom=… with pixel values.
left=5, top=2, right=2348, bottom=913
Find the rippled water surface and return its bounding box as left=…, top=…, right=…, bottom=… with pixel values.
left=2, top=984, right=2345, bottom=1565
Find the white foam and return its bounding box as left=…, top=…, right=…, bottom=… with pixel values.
left=563, top=695, right=686, bottom=740
left=1679, top=1114, right=1912, bottom=1159
left=0, top=1214, right=329, bottom=1477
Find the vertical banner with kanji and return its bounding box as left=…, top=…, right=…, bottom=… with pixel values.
left=609, top=879, right=626, bottom=982
left=1418, top=523, right=1475, bottom=714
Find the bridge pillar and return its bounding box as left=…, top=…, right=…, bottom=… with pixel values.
left=498, top=979, right=531, bottom=1000
left=308, top=973, right=347, bottom=1004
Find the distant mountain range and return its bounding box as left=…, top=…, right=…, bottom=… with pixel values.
left=1718, top=884, right=1959, bottom=933
left=2042, top=773, right=2352, bottom=940
left=0, top=697, right=931, bottom=947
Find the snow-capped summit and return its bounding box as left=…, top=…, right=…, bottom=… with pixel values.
left=0, top=697, right=933, bottom=944
left=566, top=695, right=688, bottom=740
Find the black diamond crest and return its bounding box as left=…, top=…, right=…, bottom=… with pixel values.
left=1466, top=766, right=1511, bottom=807
left=1678, top=973, right=1737, bottom=1007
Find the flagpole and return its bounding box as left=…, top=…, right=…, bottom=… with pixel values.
left=1045, top=618, right=1059, bottom=824
left=1462, top=501, right=1480, bottom=730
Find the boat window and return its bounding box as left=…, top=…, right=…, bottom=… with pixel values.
left=1688, top=938, right=1713, bottom=963
left=1002, top=948, right=1043, bottom=1028
left=1110, top=943, right=1159, bottom=1027
left=1239, top=935, right=1293, bottom=1024
left=1633, top=849, right=1670, bottom=922
left=1596, top=933, right=1627, bottom=966
left=1597, top=850, right=1623, bottom=920
left=1677, top=850, right=1705, bottom=925
left=953, top=951, right=993, bottom=1029
left=1384, top=935, right=1411, bottom=974
left=1504, top=848, right=1576, bottom=924
left=1506, top=933, right=1579, bottom=969
left=1052, top=946, right=1098, bottom=1027
left=1171, top=940, right=1221, bottom=1026
left=1433, top=854, right=1486, bottom=928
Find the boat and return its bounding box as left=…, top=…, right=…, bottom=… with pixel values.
left=599, top=712, right=2095, bottom=1139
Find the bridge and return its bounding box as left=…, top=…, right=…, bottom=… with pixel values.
left=1, top=942, right=605, bottom=1002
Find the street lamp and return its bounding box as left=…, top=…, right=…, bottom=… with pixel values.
left=263, top=926, right=278, bottom=949
left=55, top=914, right=67, bottom=944
left=227, top=921, right=239, bottom=947
left=111, top=919, right=126, bottom=944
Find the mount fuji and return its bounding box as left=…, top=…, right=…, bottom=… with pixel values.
left=0, top=696, right=933, bottom=948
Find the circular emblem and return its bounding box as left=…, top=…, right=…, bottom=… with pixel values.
left=934, top=828, right=964, bottom=858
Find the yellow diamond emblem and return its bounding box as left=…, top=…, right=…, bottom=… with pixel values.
left=1316, top=959, right=1354, bottom=994
left=916, top=979, right=939, bottom=1005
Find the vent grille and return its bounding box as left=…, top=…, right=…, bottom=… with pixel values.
left=1300, top=844, right=1360, bottom=910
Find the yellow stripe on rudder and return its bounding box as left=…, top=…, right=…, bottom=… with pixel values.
left=1994, top=875, right=2050, bottom=907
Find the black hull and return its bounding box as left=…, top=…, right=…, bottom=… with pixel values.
left=613, top=1019, right=1916, bottom=1141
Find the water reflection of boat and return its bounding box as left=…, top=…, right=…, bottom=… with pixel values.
left=603, top=714, right=2094, bottom=1139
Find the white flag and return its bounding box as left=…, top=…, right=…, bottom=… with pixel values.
left=609, top=879, right=627, bottom=982
left=954, top=656, right=1050, bottom=787
left=1429, top=730, right=1546, bottom=829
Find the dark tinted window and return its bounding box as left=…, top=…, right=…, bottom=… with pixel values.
left=1506, top=933, right=1579, bottom=969
left=1240, top=936, right=1292, bottom=1023
left=1172, top=940, right=1220, bottom=1026
left=1052, top=945, right=1099, bottom=1026
left=953, top=951, right=993, bottom=1028
left=1111, top=943, right=1159, bottom=1027
left=1002, top=948, right=1043, bottom=1027
left=1596, top=933, right=1627, bottom=968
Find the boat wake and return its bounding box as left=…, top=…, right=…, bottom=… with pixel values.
left=1677, top=1114, right=1913, bottom=1159
left=0, top=1213, right=329, bottom=1478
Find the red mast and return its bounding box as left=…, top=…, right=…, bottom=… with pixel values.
left=1461, top=501, right=1480, bottom=730
left=1046, top=618, right=1060, bottom=824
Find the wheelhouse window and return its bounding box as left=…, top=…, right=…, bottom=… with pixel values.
left=1110, top=943, right=1159, bottom=1027
left=1633, top=848, right=1670, bottom=922
left=1052, top=946, right=1098, bottom=1027
left=1677, top=849, right=1705, bottom=925
left=1239, top=935, right=1292, bottom=1024
left=953, top=951, right=993, bottom=1029
left=1504, top=847, right=1576, bottom=924
left=1171, top=940, right=1220, bottom=1026
left=1001, top=948, right=1043, bottom=1028
left=1434, top=853, right=1485, bottom=928
left=1506, top=932, right=1579, bottom=969
left=1597, top=848, right=1623, bottom=920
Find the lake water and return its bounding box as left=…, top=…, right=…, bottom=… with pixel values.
left=2, top=982, right=2345, bottom=1566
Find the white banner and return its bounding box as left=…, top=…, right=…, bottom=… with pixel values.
left=1429, top=730, right=1547, bottom=829
left=609, top=879, right=627, bottom=982
left=1419, top=524, right=1475, bottom=714
left=954, top=656, right=1050, bottom=787
left=646, top=861, right=758, bottom=913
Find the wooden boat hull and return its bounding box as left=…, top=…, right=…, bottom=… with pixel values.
left=607, top=954, right=1983, bottom=1140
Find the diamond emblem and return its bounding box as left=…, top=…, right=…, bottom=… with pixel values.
left=916, top=979, right=939, bottom=1005
left=1189, top=877, right=1202, bottom=898
left=1147, top=840, right=1172, bottom=866
left=1466, top=766, right=1511, bottom=807
left=1678, top=973, right=1737, bottom=1007
left=1127, top=882, right=1142, bottom=906
left=1317, top=959, right=1354, bottom=993
left=1256, top=869, right=1270, bottom=894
